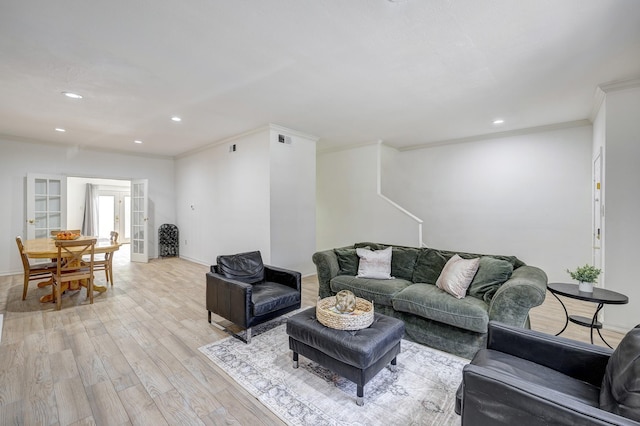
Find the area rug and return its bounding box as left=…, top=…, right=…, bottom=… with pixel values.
left=199, top=319, right=467, bottom=426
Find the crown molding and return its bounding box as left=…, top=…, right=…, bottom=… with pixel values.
left=589, top=86, right=607, bottom=123
left=0, top=132, right=174, bottom=160
left=175, top=126, right=269, bottom=159
left=398, top=120, right=591, bottom=152
left=598, top=75, right=640, bottom=93
left=176, top=123, right=320, bottom=159
left=268, top=124, right=319, bottom=142
left=589, top=75, right=640, bottom=122
left=317, top=139, right=383, bottom=155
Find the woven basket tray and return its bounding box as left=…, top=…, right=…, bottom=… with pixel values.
left=316, top=296, right=374, bottom=330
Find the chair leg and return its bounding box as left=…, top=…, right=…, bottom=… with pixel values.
left=88, top=277, right=94, bottom=304
left=109, top=262, right=114, bottom=286
left=54, top=282, right=61, bottom=311
left=22, top=275, right=29, bottom=300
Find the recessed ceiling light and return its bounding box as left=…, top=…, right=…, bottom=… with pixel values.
left=492, top=119, right=505, bottom=125
left=134, top=140, right=143, bottom=144
left=55, top=128, right=66, bottom=132
left=171, top=116, right=182, bottom=122
left=62, top=91, right=83, bottom=99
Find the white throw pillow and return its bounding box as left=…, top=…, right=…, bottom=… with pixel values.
left=356, top=246, right=393, bottom=279
left=436, top=254, right=480, bottom=299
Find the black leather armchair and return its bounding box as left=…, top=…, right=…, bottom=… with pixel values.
left=206, top=251, right=301, bottom=343
left=456, top=321, right=640, bottom=425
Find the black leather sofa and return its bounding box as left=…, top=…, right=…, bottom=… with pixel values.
left=456, top=321, right=640, bottom=425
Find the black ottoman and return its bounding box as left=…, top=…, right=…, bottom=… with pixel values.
left=286, top=307, right=405, bottom=405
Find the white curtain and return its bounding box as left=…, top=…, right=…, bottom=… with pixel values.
left=81, top=184, right=98, bottom=236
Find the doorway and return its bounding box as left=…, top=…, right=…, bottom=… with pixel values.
left=66, top=177, right=131, bottom=242
left=98, top=190, right=131, bottom=243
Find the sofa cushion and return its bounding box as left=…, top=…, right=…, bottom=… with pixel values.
left=600, top=325, right=640, bottom=421
left=390, top=246, right=420, bottom=281
left=335, top=247, right=360, bottom=276
left=357, top=246, right=393, bottom=279
left=412, top=248, right=450, bottom=284
left=330, top=276, right=413, bottom=307
left=436, top=254, right=480, bottom=299
left=217, top=251, right=264, bottom=284
left=412, top=248, right=524, bottom=285
left=392, top=283, right=489, bottom=333
left=468, top=256, right=514, bottom=302
left=354, top=243, right=420, bottom=281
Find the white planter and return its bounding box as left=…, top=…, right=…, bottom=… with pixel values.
left=578, top=281, right=594, bottom=293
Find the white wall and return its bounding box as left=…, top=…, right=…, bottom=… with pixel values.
left=317, top=124, right=594, bottom=287
left=175, top=129, right=272, bottom=266
left=0, top=137, right=175, bottom=275
left=269, top=128, right=317, bottom=275
left=600, top=86, right=640, bottom=331
left=390, top=125, right=593, bottom=283
left=316, top=143, right=424, bottom=251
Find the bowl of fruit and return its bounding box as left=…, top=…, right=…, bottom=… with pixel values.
left=54, top=231, right=81, bottom=240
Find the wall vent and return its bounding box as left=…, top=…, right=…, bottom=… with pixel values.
left=278, top=134, right=292, bottom=144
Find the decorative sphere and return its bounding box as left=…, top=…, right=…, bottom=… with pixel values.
left=335, top=290, right=357, bottom=313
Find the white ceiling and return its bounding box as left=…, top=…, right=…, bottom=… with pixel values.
left=1, top=1, right=639, bottom=157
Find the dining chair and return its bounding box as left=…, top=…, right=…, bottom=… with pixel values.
left=92, top=231, right=118, bottom=285
left=15, top=236, right=57, bottom=300
left=52, top=238, right=97, bottom=310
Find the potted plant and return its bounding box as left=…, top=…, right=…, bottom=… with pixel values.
left=566, top=264, right=601, bottom=293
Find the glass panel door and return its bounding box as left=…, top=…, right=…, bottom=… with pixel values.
left=130, top=179, right=148, bottom=263
left=26, top=173, right=66, bottom=239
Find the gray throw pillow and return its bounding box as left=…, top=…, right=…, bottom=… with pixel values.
left=467, top=257, right=514, bottom=302
left=334, top=247, right=360, bottom=276
left=600, top=325, right=640, bottom=421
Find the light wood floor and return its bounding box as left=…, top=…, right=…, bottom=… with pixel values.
left=0, top=252, right=624, bottom=425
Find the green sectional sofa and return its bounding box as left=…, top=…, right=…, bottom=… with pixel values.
left=312, top=242, right=548, bottom=359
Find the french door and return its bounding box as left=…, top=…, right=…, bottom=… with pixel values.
left=130, top=179, right=149, bottom=263
left=26, top=173, right=66, bottom=239
left=97, top=191, right=131, bottom=242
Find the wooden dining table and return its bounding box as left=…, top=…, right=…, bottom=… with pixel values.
left=23, top=236, right=121, bottom=303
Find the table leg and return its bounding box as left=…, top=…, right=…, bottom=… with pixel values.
left=39, top=276, right=106, bottom=303
left=592, top=303, right=613, bottom=349
left=550, top=291, right=569, bottom=336
left=39, top=282, right=70, bottom=303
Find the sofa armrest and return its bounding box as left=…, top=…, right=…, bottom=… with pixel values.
left=264, top=265, right=301, bottom=292
left=460, top=364, right=639, bottom=426
left=487, top=321, right=613, bottom=386
left=312, top=248, right=344, bottom=299
left=206, top=272, right=252, bottom=328
left=488, top=265, right=547, bottom=327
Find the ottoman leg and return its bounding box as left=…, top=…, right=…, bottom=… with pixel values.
left=389, top=356, right=398, bottom=372
left=356, top=385, right=364, bottom=406
left=293, top=352, right=299, bottom=369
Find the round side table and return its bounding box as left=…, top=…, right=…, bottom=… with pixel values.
left=547, top=282, right=628, bottom=348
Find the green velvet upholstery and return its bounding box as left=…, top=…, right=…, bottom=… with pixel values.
left=334, top=247, right=360, bottom=276
left=392, top=283, right=489, bottom=333
left=330, top=275, right=413, bottom=307
left=468, top=256, right=514, bottom=302
left=312, top=242, right=548, bottom=358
